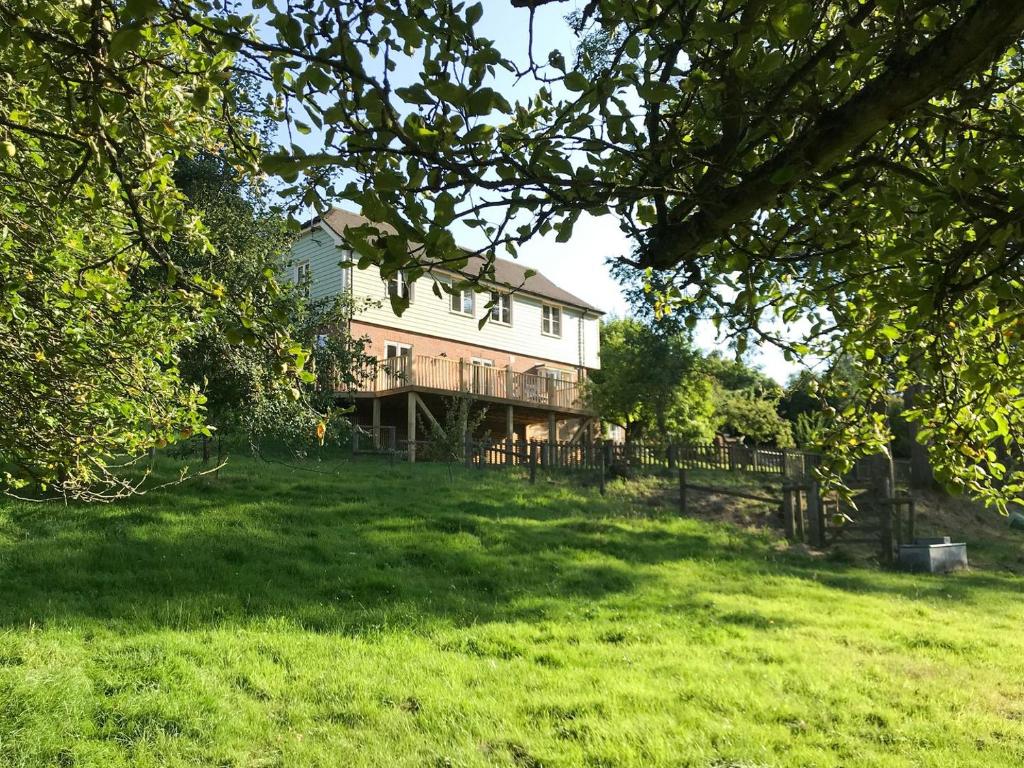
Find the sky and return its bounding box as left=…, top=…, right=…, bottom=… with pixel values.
left=278, top=1, right=802, bottom=384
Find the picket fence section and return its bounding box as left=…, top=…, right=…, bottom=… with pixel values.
left=450, top=438, right=819, bottom=478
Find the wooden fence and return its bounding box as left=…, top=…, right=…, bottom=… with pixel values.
left=447, top=438, right=820, bottom=478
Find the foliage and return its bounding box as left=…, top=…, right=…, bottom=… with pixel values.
left=0, top=1, right=296, bottom=499
left=417, top=396, right=489, bottom=463
left=8, top=1, right=1024, bottom=505
left=714, top=388, right=795, bottom=448
left=586, top=318, right=708, bottom=441
left=173, top=153, right=375, bottom=456
left=0, top=457, right=1022, bottom=765
left=794, top=411, right=827, bottom=451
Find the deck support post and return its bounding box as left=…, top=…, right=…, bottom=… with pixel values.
left=547, top=412, right=557, bottom=466
left=372, top=398, right=381, bottom=449
left=406, top=391, right=416, bottom=463
left=506, top=405, right=515, bottom=466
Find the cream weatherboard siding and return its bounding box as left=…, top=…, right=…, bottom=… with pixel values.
left=287, top=228, right=351, bottom=302
left=289, top=225, right=601, bottom=370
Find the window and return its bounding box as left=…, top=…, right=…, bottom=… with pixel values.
left=490, top=292, right=512, bottom=325
left=337, top=249, right=353, bottom=292
left=386, top=271, right=410, bottom=301
left=295, top=261, right=311, bottom=298
left=449, top=284, right=474, bottom=316
left=385, top=342, right=412, bottom=359
left=542, top=305, right=562, bottom=337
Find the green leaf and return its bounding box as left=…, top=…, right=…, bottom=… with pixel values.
left=109, top=27, right=143, bottom=59
left=564, top=72, right=588, bottom=92
left=770, top=3, right=814, bottom=40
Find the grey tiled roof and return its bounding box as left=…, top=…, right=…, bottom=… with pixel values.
left=317, top=207, right=604, bottom=314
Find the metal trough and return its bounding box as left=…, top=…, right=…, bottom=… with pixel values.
left=898, top=537, right=968, bottom=573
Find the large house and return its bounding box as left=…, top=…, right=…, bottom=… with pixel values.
left=290, top=208, right=604, bottom=459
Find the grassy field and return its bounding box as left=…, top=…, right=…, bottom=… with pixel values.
left=0, top=456, right=1022, bottom=767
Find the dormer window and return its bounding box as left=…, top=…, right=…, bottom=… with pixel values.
left=490, top=292, right=512, bottom=325
left=542, top=304, right=562, bottom=337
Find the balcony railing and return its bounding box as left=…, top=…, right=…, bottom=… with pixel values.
left=346, top=353, right=586, bottom=411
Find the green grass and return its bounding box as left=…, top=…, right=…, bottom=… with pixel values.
left=0, top=457, right=1022, bottom=767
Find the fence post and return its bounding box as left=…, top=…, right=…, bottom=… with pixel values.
left=879, top=476, right=895, bottom=566
left=782, top=485, right=795, bottom=541
left=678, top=468, right=687, bottom=515
left=464, top=434, right=473, bottom=470
left=806, top=480, right=824, bottom=548
left=667, top=444, right=676, bottom=471
left=793, top=485, right=805, bottom=542
left=529, top=443, right=537, bottom=484
left=907, top=496, right=916, bottom=543
left=598, top=448, right=606, bottom=496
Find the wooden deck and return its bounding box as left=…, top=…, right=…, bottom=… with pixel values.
left=344, top=353, right=590, bottom=414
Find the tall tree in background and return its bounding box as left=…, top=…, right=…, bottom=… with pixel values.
left=6, top=1, right=1024, bottom=506
left=587, top=319, right=713, bottom=442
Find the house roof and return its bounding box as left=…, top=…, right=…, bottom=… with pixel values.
left=315, top=207, right=604, bottom=314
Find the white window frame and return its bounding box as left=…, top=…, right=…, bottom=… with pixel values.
left=542, top=304, right=562, bottom=337
left=385, top=271, right=411, bottom=302
left=489, top=291, right=512, bottom=325
left=295, top=261, right=311, bottom=298
left=338, top=249, right=353, bottom=293
left=384, top=341, right=412, bottom=359
left=449, top=283, right=475, bottom=317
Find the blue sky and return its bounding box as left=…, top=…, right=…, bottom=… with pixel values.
left=274, top=1, right=801, bottom=383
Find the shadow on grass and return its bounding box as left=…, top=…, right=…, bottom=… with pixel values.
left=0, top=457, right=1018, bottom=632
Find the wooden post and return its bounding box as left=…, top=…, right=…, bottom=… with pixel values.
left=678, top=468, right=687, bottom=515
left=459, top=358, right=466, bottom=391
left=667, top=444, right=676, bottom=470
left=599, top=448, right=606, bottom=495
left=406, top=391, right=416, bottom=463
left=407, top=352, right=417, bottom=386
left=505, top=365, right=514, bottom=399
left=530, top=442, right=537, bottom=484
left=879, top=476, right=894, bottom=566
left=464, top=433, right=473, bottom=469
left=793, top=485, right=805, bottom=542
left=782, top=485, right=795, bottom=541
left=907, top=496, right=916, bottom=543
left=806, top=480, right=824, bottom=548
left=372, top=397, right=381, bottom=449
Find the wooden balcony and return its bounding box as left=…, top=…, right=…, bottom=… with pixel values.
left=345, top=353, right=589, bottom=413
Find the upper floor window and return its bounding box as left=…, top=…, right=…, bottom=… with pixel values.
left=295, top=261, right=311, bottom=298
left=449, top=284, right=474, bottom=316
left=386, top=271, right=410, bottom=301
left=542, top=304, right=562, bottom=337
left=490, top=292, right=512, bottom=325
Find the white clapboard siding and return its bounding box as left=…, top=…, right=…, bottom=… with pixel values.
left=287, top=227, right=601, bottom=369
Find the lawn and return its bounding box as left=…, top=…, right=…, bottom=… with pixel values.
left=0, top=457, right=1022, bottom=767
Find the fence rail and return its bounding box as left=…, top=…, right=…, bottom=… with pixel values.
left=392, top=437, right=822, bottom=478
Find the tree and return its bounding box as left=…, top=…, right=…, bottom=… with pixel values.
left=715, top=389, right=795, bottom=449
left=8, top=1, right=1024, bottom=507
left=586, top=318, right=711, bottom=442
left=173, top=153, right=375, bottom=458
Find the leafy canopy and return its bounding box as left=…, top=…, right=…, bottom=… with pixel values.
left=7, top=1, right=1024, bottom=507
